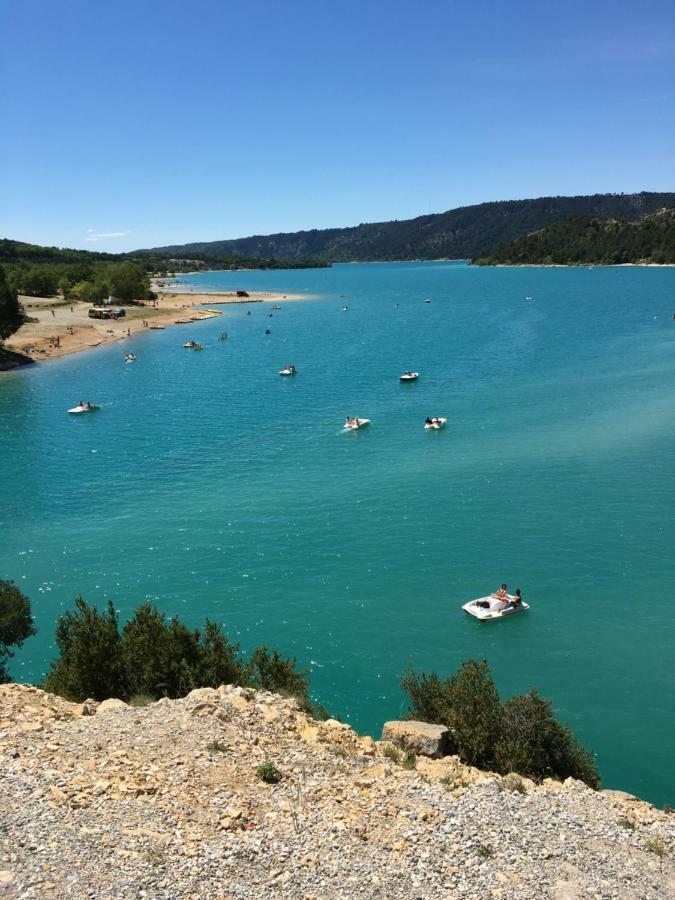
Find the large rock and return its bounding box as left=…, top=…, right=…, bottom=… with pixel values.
left=96, top=698, right=128, bottom=713
left=381, top=720, right=450, bottom=758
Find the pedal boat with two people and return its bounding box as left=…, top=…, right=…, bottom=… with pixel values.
left=462, top=591, right=529, bottom=621
left=68, top=402, right=100, bottom=415
left=343, top=417, right=371, bottom=431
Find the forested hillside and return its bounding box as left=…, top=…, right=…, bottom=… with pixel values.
left=147, top=192, right=675, bottom=262
left=473, top=207, right=675, bottom=266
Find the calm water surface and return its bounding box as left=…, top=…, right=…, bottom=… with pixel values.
left=1, top=262, right=674, bottom=805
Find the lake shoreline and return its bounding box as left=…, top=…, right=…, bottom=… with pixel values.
left=1, top=290, right=299, bottom=370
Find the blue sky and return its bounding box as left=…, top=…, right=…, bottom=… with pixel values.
left=2, top=0, right=674, bottom=251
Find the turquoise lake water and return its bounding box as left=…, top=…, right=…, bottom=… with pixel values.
left=1, top=261, right=674, bottom=805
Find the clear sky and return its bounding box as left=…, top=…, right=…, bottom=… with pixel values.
left=2, top=0, right=674, bottom=251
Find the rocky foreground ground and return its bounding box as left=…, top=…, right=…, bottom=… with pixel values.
left=0, top=684, right=673, bottom=899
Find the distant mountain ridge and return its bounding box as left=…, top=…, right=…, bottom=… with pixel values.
left=473, top=206, right=675, bottom=266
left=146, top=192, right=675, bottom=262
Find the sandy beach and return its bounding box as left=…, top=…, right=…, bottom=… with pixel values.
left=3, top=290, right=299, bottom=366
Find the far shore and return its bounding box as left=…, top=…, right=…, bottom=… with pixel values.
left=2, top=289, right=301, bottom=369
left=484, top=262, right=675, bottom=268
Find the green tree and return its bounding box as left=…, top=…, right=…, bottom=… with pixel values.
left=247, top=645, right=309, bottom=701
left=403, top=659, right=501, bottom=768
left=70, top=280, right=95, bottom=301
left=0, top=265, right=22, bottom=340
left=199, top=620, right=248, bottom=688
left=0, top=580, right=36, bottom=682
left=108, top=261, right=146, bottom=301
left=494, top=689, right=600, bottom=787
left=122, top=601, right=174, bottom=697
left=58, top=275, right=73, bottom=301
left=42, top=598, right=125, bottom=700
left=91, top=275, right=110, bottom=301
left=122, top=602, right=205, bottom=698
left=401, top=660, right=600, bottom=787
left=19, top=265, right=59, bottom=296
left=41, top=597, right=322, bottom=714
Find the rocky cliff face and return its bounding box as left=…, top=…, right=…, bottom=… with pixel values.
left=0, top=683, right=673, bottom=899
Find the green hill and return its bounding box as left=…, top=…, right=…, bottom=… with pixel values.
left=146, top=192, right=675, bottom=262
left=473, top=207, right=675, bottom=266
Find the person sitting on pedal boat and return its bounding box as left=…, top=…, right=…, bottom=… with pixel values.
left=502, top=589, right=522, bottom=611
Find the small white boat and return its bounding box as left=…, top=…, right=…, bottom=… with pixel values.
left=424, top=417, right=447, bottom=430
left=174, top=318, right=191, bottom=324
left=149, top=324, right=165, bottom=330
left=124, top=353, right=136, bottom=363
left=525, top=295, right=533, bottom=301
left=279, top=365, right=297, bottom=376
left=425, top=299, right=432, bottom=304
left=400, top=371, right=419, bottom=382
left=68, top=403, right=100, bottom=415
left=341, top=306, right=349, bottom=312
left=344, top=417, right=370, bottom=431
left=462, top=594, right=529, bottom=621
left=183, top=340, right=196, bottom=349
left=271, top=305, right=282, bottom=310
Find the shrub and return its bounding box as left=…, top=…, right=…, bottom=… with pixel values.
left=383, top=744, right=402, bottom=764
left=40, top=597, right=318, bottom=711
left=206, top=741, right=228, bottom=754
left=42, top=598, right=125, bottom=701
left=0, top=579, right=36, bottom=682
left=129, top=693, right=155, bottom=708
left=257, top=762, right=281, bottom=784
left=403, top=659, right=501, bottom=769
left=199, top=620, right=247, bottom=688
left=645, top=836, right=666, bottom=857
left=494, top=690, right=600, bottom=789
left=401, top=750, right=417, bottom=770
left=401, top=659, right=600, bottom=789
left=499, top=773, right=527, bottom=794
left=247, top=645, right=309, bottom=702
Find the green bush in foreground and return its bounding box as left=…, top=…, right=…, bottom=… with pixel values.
left=0, top=579, right=36, bottom=682
left=256, top=762, right=282, bottom=784
left=42, top=597, right=315, bottom=713
left=402, top=659, right=600, bottom=789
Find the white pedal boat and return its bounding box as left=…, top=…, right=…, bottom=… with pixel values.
left=344, top=417, right=370, bottom=431
left=425, top=417, right=447, bottom=430
left=124, top=353, right=136, bottom=363
left=462, top=595, right=529, bottom=621
left=279, top=365, right=297, bottom=376
left=400, top=371, right=419, bottom=382
left=68, top=403, right=100, bottom=415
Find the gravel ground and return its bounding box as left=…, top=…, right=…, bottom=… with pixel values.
left=0, top=684, right=673, bottom=899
